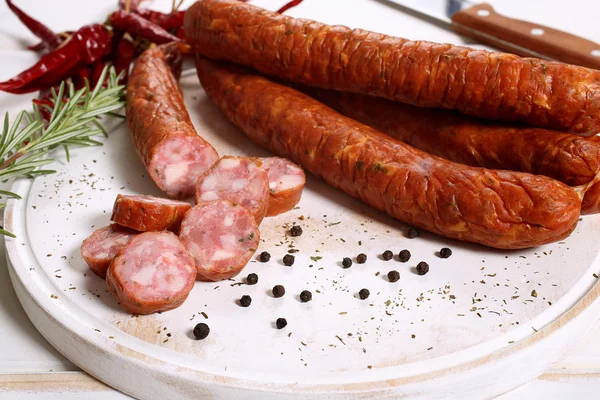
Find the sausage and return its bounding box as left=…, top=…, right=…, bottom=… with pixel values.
left=106, top=231, right=196, bottom=314
left=111, top=194, right=191, bottom=232
left=196, top=58, right=583, bottom=250
left=260, top=157, right=305, bottom=216
left=195, top=156, right=269, bottom=224
left=179, top=200, right=260, bottom=281
left=184, top=0, right=600, bottom=134
left=304, top=88, right=600, bottom=214
left=126, top=43, right=219, bottom=198
left=81, top=224, right=138, bottom=278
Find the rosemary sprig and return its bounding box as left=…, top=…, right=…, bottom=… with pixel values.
left=0, top=66, right=126, bottom=237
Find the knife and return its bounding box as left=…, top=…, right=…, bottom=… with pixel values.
left=377, top=0, right=600, bottom=69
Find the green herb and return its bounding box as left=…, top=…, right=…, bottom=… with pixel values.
left=310, top=256, right=322, bottom=262
left=0, top=67, right=125, bottom=237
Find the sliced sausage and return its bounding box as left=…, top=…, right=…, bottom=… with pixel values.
left=111, top=194, right=191, bottom=232
left=195, top=156, right=269, bottom=224
left=126, top=43, right=219, bottom=198
left=196, top=58, right=583, bottom=250
left=184, top=0, right=600, bottom=134
left=179, top=200, right=260, bottom=281
left=305, top=88, right=600, bottom=214
left=81, top=224, right=138, bottom=279
left=106, top=231, right=196, bottom=314
left=260, top=157, right=305, bottom=216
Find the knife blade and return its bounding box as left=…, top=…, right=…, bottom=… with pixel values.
left=376, top=0, right=600, bottom=69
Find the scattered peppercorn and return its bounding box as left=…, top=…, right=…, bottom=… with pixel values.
left=259, top=251, right=271, bottom=262
left=356, top=253, right=367, bottom=264
left=283, top=254, right=295, bottom=266
left=440, top=247, right=452, bottom=258
left=342, top=257, right=353, bottom=268
left=290, top=225, right=303, bottom=237
left=193, top=323, right=210, bottom=340
left=300, top=290, right=312, bottom=302
left=240, top=295, right=252, bottom=307
left=273, top=285, right=286, bottom=298
left=416, top=261, right=429, bottom=275
left=246, top=273, right=258, bottom=285
left=387, top=270, right=400, bottom=282
left=358, top=288, right=370, bottom=299
left=382, top=250, right=393, bottom=261
left=398, top=249, right=411, bottom=262
left=276, top=318, right=288, bottom=329
left=407, top=227, right=420, bottom=238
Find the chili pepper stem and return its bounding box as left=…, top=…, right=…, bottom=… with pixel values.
left=125, top=0, right=131, bottom=13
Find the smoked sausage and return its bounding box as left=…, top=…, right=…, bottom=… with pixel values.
left=126, top=43, right=219, bottom=198
left=196, top=58, right=583, bottom=250
left=111, top=194, right=191, bottom=232
left=81, top=224, right=138, bottom=279
left=304, top=88, right=600, bottom=214
left=106, top=231, right=196, bottom=314
left=184, top=0, right=600, bottom=134
left=260, top=157, right=305, bottom=216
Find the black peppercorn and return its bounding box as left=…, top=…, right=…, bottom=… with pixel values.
left=276, top=318, right=287, bottom=329
left=273, top=285, right=286, bottom=298
left=387, top=270, right=400, bottom=282
left=283, top=254, right=295, bottom=266
left=342, top=257, right=353, bottom=268
left=300, top=290, right=312, bottom=302
left=398, top=249, right=411, bottom=262
left=356, top=253, right=367, bottom=264
left=382, top=250, right=393, bottom=261
left=358, top=288, right=370, bottom=299
left=239, top=295, right=252, bottom=307
left=440, top=247, right=452, bottom=258
left=407, top=227, right=420, bottom=239
left=416, top=261, right=429, bottom=275
left=246, top=273, right=258, bottom=285
left=259, top=251, right=271, bottom=262
left=193, top=323, right=210, bottom=340
left=290, top=225, right=303, bottom=237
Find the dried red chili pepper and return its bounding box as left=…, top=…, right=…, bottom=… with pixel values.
left=110, top=10, right=181, bottom=45
left=113, top=36, right=136, bottom=81
left=135, top=9, right=185, bottom=32
left=277, top=0, right=303, bottom=13
left=0, top=24, right=112, bottom=94
left=6, top=0, right=61, bottom=52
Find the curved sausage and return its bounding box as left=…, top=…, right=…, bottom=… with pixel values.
left=126, top=43, right=219, bottom=198
left=179, top=200, right=260, bottom=281
left=184, top=0, right=600, bottom=134
left=195, top=156, right=269, bottom=224
left=196, top=58, right=583, bottom=250
left=260, top=157, right=305, bottom=216
left=304, top=88, right=600, bottom=214
left=81, top=224, right=138, bottom=278
left=106, top=231, right=196, bottom=314
left=111, top=194, right=191, bottom=232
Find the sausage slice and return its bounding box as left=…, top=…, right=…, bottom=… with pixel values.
left=81, top=224, right=138, bottom=278
left=260, top=157, right=305, bottom=216
left=111, top=194, right=191, bottom=232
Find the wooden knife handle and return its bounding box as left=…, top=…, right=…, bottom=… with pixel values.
left=451, top=3, right=600, bottom=69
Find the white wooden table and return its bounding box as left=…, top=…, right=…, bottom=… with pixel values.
left=1, top=0, right=599, bottom=398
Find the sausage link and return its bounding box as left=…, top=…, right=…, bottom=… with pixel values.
left=126, top=43, right=219, bottom=198
left=304, top=88, right=600, bottom=214
left=184, top=0, right=600, bottom=134
left=196, top=58, right=583, bottom=250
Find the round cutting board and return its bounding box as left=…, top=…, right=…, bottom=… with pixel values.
left=4, top=1, right=600, bottom=399
left=6, top=70, right=600, bottom=399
